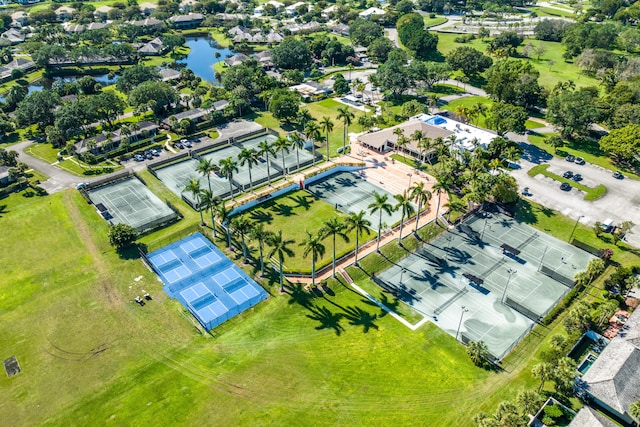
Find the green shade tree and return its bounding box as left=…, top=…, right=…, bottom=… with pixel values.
left=486, top=102, right=527, bottom=136
left=599, top=124, right=640, bottom=164
left=128, top=81, right=177, bottom=116
left=485, top=59, right=542, bottom=108
left=107, top=223, right=138, bottom=249
left=269, top=89, right=301, bottom=124
left=349, top=18, right=383, bottom=47
left=272, top=38, right=312, bottom=70
left=446, top=47, right=492, bottom=77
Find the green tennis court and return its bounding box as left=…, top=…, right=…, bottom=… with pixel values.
left=375, top=209, right=595, bottom=360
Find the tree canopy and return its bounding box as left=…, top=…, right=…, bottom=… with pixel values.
left=599, top=124, right=640, bottom=164
left=397, top=13, right=438, bottom=59
left=15, top=90, right=61, bottom=131
left=108, top=223, right=139, bottom=249
left=272, top=38, right=312, bottom=70
left=349, top=18, right=384, bottom=47
left=116, top=64, right=160, bottom=93
left=128, top=81, right=177, bottom=115
left=268, top=89, right=301, bottom=123
left=546, top=86, right=601, bottom=138
left=446, top=47, right=492, bottom=76
left=485, top=59, right=542, bottom=108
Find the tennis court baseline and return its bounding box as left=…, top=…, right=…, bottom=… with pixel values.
left=148, top=233, right=268, bottom=330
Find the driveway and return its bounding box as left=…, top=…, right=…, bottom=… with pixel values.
left=508, top=134, right=640, bottom=247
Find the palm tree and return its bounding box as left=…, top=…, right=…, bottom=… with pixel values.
left=215, top=200, right=233, bottom=248
left=184, top=177, right=205, bottom=225
left=444, top=198, right=466, bottom=221
left=249, top=224, right=271, bottom=277
left=466, top=340, right=489, bottom=367
left=345, top=210, right=371, bottom=267
left=368, top=192, right=395, bottom=252
left=410, top=182, right=432, bottom=235
left=431, top=179, right=449, bottom=226
left=297, top=108, right=312, bottom=130
left=392, top=127, right=405, bottom=156
left=304, top=120, right=321, bottom=166
left=274, top=136, right=291, bottom=176
left=289, top=132, right=305, bottom=171
left=532, top=362, right=554, bottom=392
left=394, top=190, right=416, bottom=244
left=231, top=215, right=251, bottom=263
left=629, top=400, right=640, bottom=424
left=238, top=147, right=259, bottom=192
left=200, top=189, right=221, bottom=237
left=258, top=139, right=276, bottom=185
left=337, top=106, right=354, bottom=154
left=195, top=158, right=218, bottom=193
left=321, top=217, right=349, bottom=278
left=300, top=231, right=325, bottom=288
left=218, top=156, right=238, bottom=200
left=320, top=116, right=334, bottom=160
left=266, top=230, right=295, bottom=293
left=397, top=135, right=410, bottom=160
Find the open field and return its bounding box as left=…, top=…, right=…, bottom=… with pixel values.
left=1, top=188, right=548, bottom=427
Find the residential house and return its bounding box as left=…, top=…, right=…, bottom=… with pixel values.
left=282, top=21, right=321, bottom=34
left=254, top=0, right=284, bottom=16
left=162, top=107, right=214, bottom=129
left=357, top=119, right=454, bottom=156
left=321, top=4, right=338, bottom=18
left=0, top=166, right=14, bottom=186
left=211, top=100, right=229, bottom=111
left=139, top=2, right=158, bottom=16
left=289, top=81, right=332, bottom=101
left=63, top=22, right=109, bottom=33
left=213, top=13, right=249, bottom=23
left=135, top=37, right=166, bottom=55
left=579, top=308, right=640, bottom=425
left=179, top=0, right=198, bottom=13
left=159, top=67, right=181, bottom=82
left=93, top=5, right=113, bottom=21
left=567, top=407, right=619, bottom=427
left=129, top=18, right=164, bottom=29
left=0, top=58, right=36, bottom=81
left=76, top=121, right=159, bottom=155
left=223, top=53, right=249, bottom=67
left=11, top=11, right=28, bottom=28
left=168, top=13, right=204, bottom=29
left=284, top=1, right=306, bottom=16
left=1, top=28, right=25, bottom=45
left=413, top=113, right=497, bottom=153
left=55, top=6, right=76, bottom=21
left=358, top=7, right=385, bottom=19
left=254, top=50, right=273, bottom=69
left=330, top=23, right=350, bottom=37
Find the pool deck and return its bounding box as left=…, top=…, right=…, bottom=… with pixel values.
left=222, top=137, right=448, bottom=285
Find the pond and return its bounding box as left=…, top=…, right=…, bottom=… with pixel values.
left=0, top=73, right=119, bottom=102
left=177, top=35, right=235, bottom=84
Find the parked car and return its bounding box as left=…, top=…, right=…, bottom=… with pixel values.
left=134, top=154, right=144, bottom=161
left=572, top=173, right=582, bottom=181
left=574, top=157, right=585, bottom=165
left=145, top=152, right=153, bottom=160
left=563, top=171, right=574, bottom=178
left=613, top=170, right=623, bottom=179
left=560, top=182, right=571, bottom=191
left=522, top=187, right=530, bottom=196
left=184, top=141, right=192, bottom=148
left=175, top=142, right=183, bottom=149
left=180, top=138, right=188, bottom=144
left=565, top=155, right=575, bottom=162
left=75, top=182, right=88, bottom=190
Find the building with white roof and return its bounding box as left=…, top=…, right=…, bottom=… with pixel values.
left=413, top=114, right=498, bottom=153
left=358, top=7, right=385, bottom=19
left=285, top=1, right=306, bottom=16
left=254, top=0, right=284, bottom=16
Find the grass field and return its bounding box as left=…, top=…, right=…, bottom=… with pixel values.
left=0, top=188, right=547, bottom=427
left=236, top=190, right=375, bottom=273
left=25, top=143, right=123, bottom=176
left=440, top=95, right=494, bottom=128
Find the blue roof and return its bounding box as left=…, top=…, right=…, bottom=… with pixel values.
left=148, top=233, right=267, bottom=329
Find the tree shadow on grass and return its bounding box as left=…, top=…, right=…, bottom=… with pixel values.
left=117, top=243, right=147, bottom=260
left=0, top=204, right=7, bottom=218
left=306, top=306, right=344, bottom=335
left=514, top=199, right=537, bottom=225
left=249, top=209, right=273, bottom=224
left=360, top=293, right=400, bottom=318
left=291, top=194, right=312, bottom=210
left=286, top=282, right=316, bottom=309
left=343, top=305, right=379, bottom=332
left=272, top=203, right=293, bottom=217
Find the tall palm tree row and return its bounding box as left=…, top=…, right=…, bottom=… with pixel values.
left=218, top=156, right=239, bottom=200
left=394, top=190, right=416, bottom=244
left=431, top=178, right=449, bottom=226
left=195, top=158, right=218, bottom=193
left=410, top=181, right=432, bottom=235
left=336, top=106, right=354, bottom=154
left=320, top=116, right=334, bottom=160
left=289, top=132, right=305, bottom=172
left=199, top=189, right=220, bottom=238
left=230, top=215, right=251, bottom=263
left=184, top=177, right=205, bottom=225
left=320, top=217, right=349, bottom=278
left=215, top=200, right=233, bottom=248
left=300, top=231, right=325, bottom=288
left=237, top=147, right=259, bottom=192
left=266, top=230, right=295, bottom=293
left=249, top=224, right=271, bottom=277
left=345, top=210, right=371, bottom=266
left=368, top=192, right=395, bottom=252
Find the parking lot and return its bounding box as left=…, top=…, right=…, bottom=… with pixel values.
left=510, top=143, right=640, bottom=248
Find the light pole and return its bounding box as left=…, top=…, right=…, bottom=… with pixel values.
left=399, top=268, right=407, bottom=285
left=445, top=235, right=453, bottom=259
left=407, top=173, right=413, bottom=188
left=568, top=214, right=584, bottom=243
left=481, top=217, right=489, bottom=240
left=456, top=305, right=469, bottom=341
left=502, top=268, right=517, bottom=303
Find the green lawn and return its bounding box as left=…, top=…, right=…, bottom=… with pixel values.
left=525, top=119, right=545, bottom=129
left=25, top=143, right=123, bottom=176
left=440, top=96, right=494, bottom=128
left=423, top=16, right=448, bottom=27
left=0, top=188, right=542, bottom=427
left=235, top=189, right=375, bottom=274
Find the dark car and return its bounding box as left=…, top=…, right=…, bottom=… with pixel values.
left=565, top=155, right=575, bottom=162
left=175, top=142, right=183, bottom=149
left=572, top=173, right=582, bottom=181
left=134, top=154, right=144, bottom=162
left=613, top=170, right=623, bottom=179
left=574, top=157, right=585, bottom=165
left=560, top=182, right=571, bottom=191
left=145, top=152, right=153, bottom=160
left=563, top=171, right=574, bottom=178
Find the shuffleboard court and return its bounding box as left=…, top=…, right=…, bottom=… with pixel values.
left=375, top=210, right=595, bottom=360
left=147, top=233, right=268, bottom=329
left=87, top=177, right=178, bottom=232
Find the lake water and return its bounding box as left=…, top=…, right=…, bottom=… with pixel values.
left=177, top=35, right=235, bottom=84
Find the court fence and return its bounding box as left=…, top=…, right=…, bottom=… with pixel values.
left=504, top=297, right=541, bottom=322
left=571, top=238, right=605, bottom=258
left=539, top=264, right=575, bottom=288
